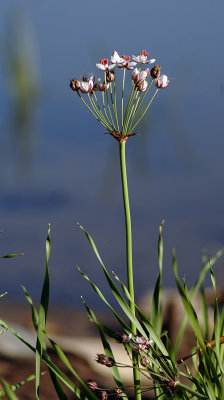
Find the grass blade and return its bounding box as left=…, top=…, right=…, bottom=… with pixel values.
left=150, top=221, right=164, bottom=335
left=77, top=265, right=145, bottom=336
left=174, top=248, right=223, bottom=355
left=0, top=377, right=19, bottom=400
left=35, top=224, right=51, bottom=399
left=0, top=374, right=39, bottom=398
left=81, top=297, right=128, bottom=399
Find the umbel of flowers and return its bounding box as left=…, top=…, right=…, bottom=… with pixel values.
left=70, top=50, right=169, bottom=142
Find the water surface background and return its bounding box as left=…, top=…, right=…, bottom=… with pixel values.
left=0, top=0, right=224, bottom=309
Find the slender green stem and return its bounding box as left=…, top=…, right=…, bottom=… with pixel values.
left=121, top=69, right=126, bottom=131
left=123, top=84, right=137, bottom=133
left=91, top=93, right=112, bottom=130
left=113, top=69, right=120, bottom=132
left=119, top=142, right=141, bottom=400
left=101, top=92, right=111, bottom=126
left=104, top=72, right=115, bottom=130
left=132, top=79, right=154, bottom=118
left=78, top=93, right=110, bottom=131
left=110, top=82, right=119, bottom=132
left=130, top=89, right=159, bottom=132
left=125, top=94, right=140, bottom=133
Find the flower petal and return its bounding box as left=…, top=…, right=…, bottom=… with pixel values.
left=111, top=50, right=122, bottom=64
left=96, top=63, right=107, bottom=71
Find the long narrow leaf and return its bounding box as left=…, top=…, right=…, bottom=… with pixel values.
left=0, top=377, right=19, bottom=400
left=173, top=258, right=205, bottom=350
left=77, top=265, right=145, bottom=336
left=174, top=248, right=224, bottom=355
left=150, top=221, right=164, bottom=335
left=111, top=271, right=169, bottom=356
left=47, top=336, right=99, bottom=400
left=1, top=253, right=23, bottom=259
left=35, top=224, right=51, bottom=399
left=22, top=281, right=68, bottom=399
left=78, top=225, right=144, bottom=328
left=81, top=298, right=128, bottom=399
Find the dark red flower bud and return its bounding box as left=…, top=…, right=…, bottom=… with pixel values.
left=140, top=355, right=152, bottom=367
left=96, top=354, right=115, bottom=367
left=70, top=79, right=80, bottom=91
left=150, top=65, right=161, bottom=79
left=95, top=389, right=108, bottom=400
left=106, top=70, right=115, bottom=83
left=114, top=332, right=130, bottom=344
left=86, top=380, right=98, bottom=391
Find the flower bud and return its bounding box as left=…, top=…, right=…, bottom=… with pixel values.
left=70, top=79, right=80, bottom=91
left=140, top=355, right=152, bottom=367
left=95, top=390, right=108, bottom=400
left=86, top=380, right=98, bottom=391
left=114, top=332, right=130, bottom=344
left=96, top=354, right=115, bottom=367
left=106, top=70, right=115, bottom=83
left=150, top=65, right=161, bottom=79
left=135, top=80, right=148, bottom=92
left=94, top=78, right=109, bottom=92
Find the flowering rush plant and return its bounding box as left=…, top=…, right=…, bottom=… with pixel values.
left=70, top=49, right=172, bottom=400
left=0, top=49, right=224, bottom=400
left=70, top=50, right=168, bottom=142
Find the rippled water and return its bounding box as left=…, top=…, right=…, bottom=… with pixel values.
left=0, top=0, right=224, bottom=308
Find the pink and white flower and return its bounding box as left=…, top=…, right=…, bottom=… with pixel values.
left=132, top=50, right=155, bottom=65
left=136, top=80, right=148, bottom=92
left=110, top=50, right=124, bottom=65
left=155, top=74, right=169, bottom=88
left=131, top=68, right=150, bottom=83
left=130, top=335, right=153, bottom=352
left=94, top=78, right=109, bottom=92
left=96, top=58, right=114, bottom=71
left=79, top=75, right=95, bottom=93
left=117, top=55, right=137, bottom=70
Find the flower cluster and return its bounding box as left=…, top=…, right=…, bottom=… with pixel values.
left=70, top=49, right=169, bottom=141
left=86, top=379, right=123, bottom=399
left=115, top=332, right=153, bottom=352
left=92, top=334, right=154, bottom=398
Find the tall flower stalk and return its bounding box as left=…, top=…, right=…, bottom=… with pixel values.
left=70, top=49, right=169, bottom=399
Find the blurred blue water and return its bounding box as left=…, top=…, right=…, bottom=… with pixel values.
left=0, top=0, right=224, bottom=309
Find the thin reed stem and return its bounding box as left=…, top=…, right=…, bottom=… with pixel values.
left=119, top=141, right=141, bottom=400
left=92, top=93, right=112, bottom=130
left=78, top=93, right=110, bottom=131
left=125, top=93, right=140, bottom=133
left=102, top=92, right=113, bottom=128
left=132, top=79, right=154, bottom=118
left=130, top=88, right=159, bottom=132
left=113, top=69, right=120, bottom=132
left=122, top=84, right=137, bottom=133
left=121, top=69, right=126, bottom=131
left=104, top=72, right=115, bottom=130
